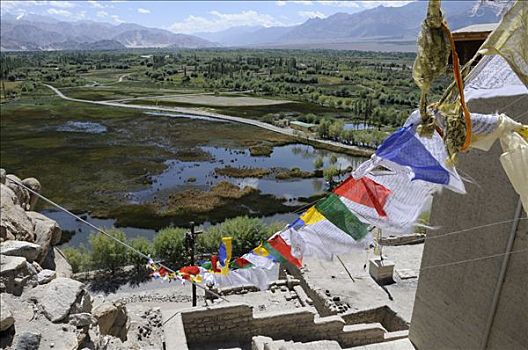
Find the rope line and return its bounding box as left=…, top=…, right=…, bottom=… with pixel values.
left=6, top=178, right=230, bottom=303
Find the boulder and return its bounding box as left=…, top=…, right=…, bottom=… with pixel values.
left=5, top=174, right=30, bottom=209
left=0, top=294, right=14, bottom=332
left=27, top=277, right=89, bottom=323
left=93, top=302, right=129, bottom=341
left=26, top=212, right=61, bottom=264
left=0, top=240, right=41, bottom=262
left=41, top=248, right=73, bottom=278
left=15, top=332, right=41, bottom=350
left=0, top=168, right=6, bottom=184
left=37, top=269, right=56, bottom=284
left=68, top=312, right=95, bottom=327
left=0, top=184, right=34, bottom=242
left=0, top=255, right=38, bottom=296
left=21, top=178, right=41, bottom=211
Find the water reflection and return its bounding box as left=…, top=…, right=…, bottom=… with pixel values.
left=132, top=144, right=366, bottom=201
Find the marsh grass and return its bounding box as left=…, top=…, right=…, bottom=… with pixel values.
left=214, top=166, right=271, bottom=178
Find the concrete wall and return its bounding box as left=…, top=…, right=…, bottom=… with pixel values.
left=175, top=303, right=407, bottom=349
left=409, top=95, right=528, bottom=350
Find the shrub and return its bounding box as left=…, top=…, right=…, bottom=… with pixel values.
left=199, top=216, right=269, bottom=258
left=89, top=229, right=128, bottom=273
left=62, top=246, right=91, bottom=273
left=314, top=157, right=324, bottom=169
left=128, top=237, right=153, bottom=272
left=153, top=227, right=188, bottom=267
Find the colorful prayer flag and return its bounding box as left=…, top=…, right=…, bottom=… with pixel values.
left=288, top=199, right=370, bottom=260
left=218, top=237, right=233, bottom=275
left=354, top=121, right=465, bottom=194
left=242, top=244, right=277, bottom=270
left=264, top=231, right=302, bottom=268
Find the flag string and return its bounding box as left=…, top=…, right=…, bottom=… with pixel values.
left=6, top=178, right=230, bottom=303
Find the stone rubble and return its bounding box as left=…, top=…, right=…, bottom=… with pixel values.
left=0, top=170, right=136, bottom=349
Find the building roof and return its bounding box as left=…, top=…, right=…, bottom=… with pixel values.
left=452, top=23, right=499, bottom=34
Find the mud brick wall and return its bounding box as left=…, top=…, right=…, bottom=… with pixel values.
left=180, top=303, right=395, bottom=348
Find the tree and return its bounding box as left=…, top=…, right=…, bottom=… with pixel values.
left=328, top=120, right=344, bottom=140
left=128, top=237, right=153, bottom=273
left=89, top=229, right=128, bottom=273
left=323, top=166, right=340, bottom=190
left=317, top=119, right=331, bottom=139
left=153, top=227, right=187, bottom=267
left=62, top=246, right=91, bottom=273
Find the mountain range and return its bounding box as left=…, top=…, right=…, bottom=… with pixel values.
left=0, top=13, right=215, bottom=51
left=1, top=1, right=500, bottom=52
left=197, top=1, right=500, bottom=48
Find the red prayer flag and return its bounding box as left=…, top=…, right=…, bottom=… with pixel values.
left=334, top=176, right=390, bottom=217
left=266, top=234, right=302, bottom=268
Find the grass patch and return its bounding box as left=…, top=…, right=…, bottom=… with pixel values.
left=215, top=166, right=271, bottom=178
left=275, top=167, right=321, bottom=180
left=110, top=181, right=296, bottom=229
left=174, top=148, right=212, bottom=161
left=249, top=145, right=273, bottom=156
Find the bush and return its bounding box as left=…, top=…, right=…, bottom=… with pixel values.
left=199, top=216, right=269, bottom=258
left=314, top=157, right=324, bottom=169
left=153, top=227, right=188, bottom=267
left=128, top=237, right=153, bottom=272
left=62, top=246, right=91, bottom=273
left=89, top=229, right=128, bottom=273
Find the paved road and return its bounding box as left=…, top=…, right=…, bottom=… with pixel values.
left=44, top=84, right=373, bottom=156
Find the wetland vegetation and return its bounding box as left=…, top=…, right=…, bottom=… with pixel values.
left=1, top=48, right=449, bottom=247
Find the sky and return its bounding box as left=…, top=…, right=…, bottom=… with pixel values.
left=0, top=0, right=414, bottom=34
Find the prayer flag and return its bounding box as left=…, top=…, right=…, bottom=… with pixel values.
left=242, top=244, right=277, bottom=270
left=264, top=231, right=302, bottom=268
left=218, top=237, right=233, bottom=275
left=354, top=120, right=465, bottom=194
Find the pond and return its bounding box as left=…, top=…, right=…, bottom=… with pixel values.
left=1, top=99, right=367, bottom=248
left=131, top=143, right=366, bottom=203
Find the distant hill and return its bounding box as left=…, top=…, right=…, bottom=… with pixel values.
left=0, top=14, right=217, bottom=51
left=0, top=1, right=500, bottom=52
left=195, top=1, right=500, bottom=48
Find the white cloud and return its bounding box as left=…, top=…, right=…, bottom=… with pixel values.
left=317, top=1, right=359, bottom=8
left=318, top=1, right=413, bottom=9
left=88, top=1, right=106, bottom=9
left=1, top=0, right=75, bottom=14
left=276, top=0, right=313, bottom=5
left=298, top=10, right=326, bottom=19
left=137, top=8, right=150, bottom=14
left=96, top=10, right=108, bottom=17
left=47, top=8, right=72, bottom=17
left=111, top=14, right=123, bottom=23
left=170, top=10, right=286, bottom=34
left=49, top=1, right=74, bottom=9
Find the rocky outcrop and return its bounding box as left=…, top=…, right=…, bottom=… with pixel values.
left=0, top=240, right=41, bottom=262
left=0, top=254, right=38, bottom=296
left=0, top=170, right=129, bottom=349
left=37, top=269, right=56, bottom=284
left=27, top=277, right=92, bottom=323
left=93, top=302, right=129, bottom=341
left=1, top=184, right=34, bottom=242
left=0, top=294, right=14, bottom=332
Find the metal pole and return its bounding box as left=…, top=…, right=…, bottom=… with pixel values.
left=189, top=221, right=197, bottom=307
left=480, top=199, right=523, bottom=350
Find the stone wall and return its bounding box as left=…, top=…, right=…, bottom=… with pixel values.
left=174, top=303, right=407, bottom=349
left=341, top=306, right=408, bottom=332
left=409, top=95, right=528, bottom=349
